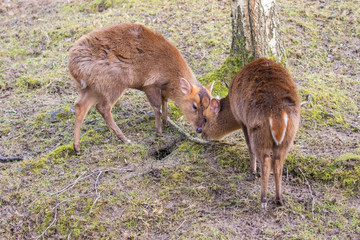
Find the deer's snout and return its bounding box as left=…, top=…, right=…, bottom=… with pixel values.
left=196, top=127, right=202, bottom=134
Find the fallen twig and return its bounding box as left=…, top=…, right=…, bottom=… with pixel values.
left=313, top=119, right=317, bottom=132
left=0, top=93, right=10, bottom=99
left=299, top=168, right=315, bottom=219
left=88, top=192, right=102, bottom=214
left=300, top=101, right=310, bottom=107
left=0, top=108, right=16, bottom=113
left=166, top=117, right=210, bottom=144
left=0, top=156, right=24, bottom=162
left=94, top=171, right=102, bottom=196
left=87, top=168, right=136, bottom=214
left=301, top=94, right=313, bottom=107
left=67, top=231, right=72, bottom=240
left=167, top=117, right=235, bottom=146
left=47, top=171, right=89, bottom=196
left=36, top=205, right=58, bottom=240
left=350, top=124, right=360, bottom=132
left=161, top=148, right=178, bottom=161
left=38, top=167, right=135, bottom=238
left=46, top=168, right=134, bottom=197
left=175, top=219, right=187, bottom=232
left=88, top=171, right=104, bottom=214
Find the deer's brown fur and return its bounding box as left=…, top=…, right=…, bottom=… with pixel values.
left=202, top=58, right=300, bottom=208
left=68, top=23, right=212, bottom=153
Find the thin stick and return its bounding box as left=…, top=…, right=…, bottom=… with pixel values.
left=46, top=168, right=134, bottom=196
left=167, top=117, right=235, bottom=146
left=67, top=230, right=72, bottom=240
left=167, top=117, right=210, bottom=144
left=175, top=219, right=187, bottom=232
left=47, top=171, right=89, bottom=196
left=94, top=171, right=102, bottom=196
left=0, top=93, right=10, bottom=99
left=88, top=192, right=102, bottom=214
left=36, top=206, right=58, bottom=240
left=300, top=101, right=309, bottom=106
left=0, top=108, right=16, bottom=113
left=161, top=148, right=178, bottom=161
left=350, top=124, right=360, bottom=132
left=299, top=168, right=315, bottom=219
left=88, top=168, right=134, bottom=214
left=37, top=167, right=135, bottom=238
left=51, top=196, right=81, bottom=210
left=0, top=156, right=24, bottom=162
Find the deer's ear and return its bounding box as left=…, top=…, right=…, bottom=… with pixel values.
left=210, top=98, right=220, bottom=114
left=180, top=78, right=192, bottom=95
left=206, top=81, right=215, bottom=94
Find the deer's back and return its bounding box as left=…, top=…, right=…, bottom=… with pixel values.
left=68, top=23, right=193, bottom=92
left=229, top=58, right=300, bottom=143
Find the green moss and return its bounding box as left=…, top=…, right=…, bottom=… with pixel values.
left=167, top=102, right=183, bottom=120
left=15, top=76, right=42, bottom=91
left=286, top=153, right=360, bottom=195
left=26, top=157, right=47, bottom=173
left=48, top=143, right=75, bottom=160
left=0, top=73, right=6, bottom=90
left=177, top=141, right=204, bottom=157
left=64, top=0, right=122, bottom=13
left=199, top=56, right=252, bottom=98
left=0, top=125, right=11, bottom=135
left=298, top=74, right=358, bottom=127
left=217, top=145, right=249, bottom=173
left=9, top=46, right=27, bottom=57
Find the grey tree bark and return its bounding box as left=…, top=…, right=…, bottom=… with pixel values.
left=230, top=0, right=286, bottom=62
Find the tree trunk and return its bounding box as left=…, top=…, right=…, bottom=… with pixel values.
left=201, top=0, right=285, bottom=95
left=230, top=0, right=285, bottom=63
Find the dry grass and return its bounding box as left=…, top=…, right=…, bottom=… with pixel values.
left=0, top=0, right=359, bottom=239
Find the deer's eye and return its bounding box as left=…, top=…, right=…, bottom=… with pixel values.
left=204, top=117, right=207, bottom=123
left=193, top=104, right=197, bottom=110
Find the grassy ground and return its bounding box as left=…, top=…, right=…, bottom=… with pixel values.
left=0, top=0, right=359, bottom=239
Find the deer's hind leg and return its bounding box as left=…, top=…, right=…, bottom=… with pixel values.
left=96, top=86, right=130, bottom=144
left=161, top=96, right=168, bottom=127
left=243, top=125, right=257, bottom=181
left=74, top=90, right=97, bottom=154
left=272, top=145, right=288, bottom=206
left=144, top=86, right=163, bottom=136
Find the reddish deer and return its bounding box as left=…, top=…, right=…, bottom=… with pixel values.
left=68, top=23, right=213, bottom=153
left=201, top=58, right=300, bottom=208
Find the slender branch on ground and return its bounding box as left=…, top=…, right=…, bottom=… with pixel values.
left=161, top=148, right=178, bottom=161
left=47, top=171, right=89, bottom=196
left=175, top=219, right=187, bottom=232
left=94, top=171, right=102, bottom=196
left=166, top=117, right=211, bottom=144
left=300, top=101, right=309, bottom=107
left=87, top=171, right=104, bottom=214
left=88, top=191, right=103, bottom=215
left=0, top=107, right=16, bottom=113
left=67, top=231, right=73, bottom=240
left=299, top=168, right=315, bottom=219
left=88, top=168, right=135, bottom=213
left=46, top=168, right=134, bottom=197
left=51, top=196, right=81, bottom=210
left=0, top=156, right=24, bottom=162
left=167, top=117, right=236, bottom=146
left=36, top=205, right=58, bottom=240
left=313, top=119, right=317, bottom=132
left=350, top=124, right=360, bottom=132
left=0, top=93, right=10, bottom=99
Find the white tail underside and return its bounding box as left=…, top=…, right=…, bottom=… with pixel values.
left=269, top=112, right=288, bottom=145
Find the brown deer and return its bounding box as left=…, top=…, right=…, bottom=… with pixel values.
left=68, top=23, right=213, bottom=153
left=201, top=58, right=300, bottom=208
